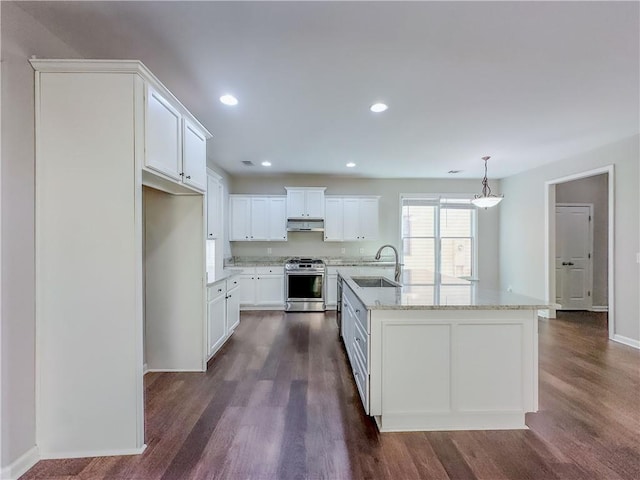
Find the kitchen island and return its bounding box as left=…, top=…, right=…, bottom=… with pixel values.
left=338, top=270, right=549, bottom=432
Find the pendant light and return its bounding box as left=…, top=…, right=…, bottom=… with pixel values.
left=471, top=156, right=503, bottom=208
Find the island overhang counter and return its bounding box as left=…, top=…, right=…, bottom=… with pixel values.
left=337, top=269, right=551, bottom=433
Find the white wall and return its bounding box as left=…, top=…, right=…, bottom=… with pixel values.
left=556, top=174, right=608, bottom=306
left=229, top=174, right=501, bottom=288
left=499, top=134, right=639, bottom=343
left=1, top=2, right=82, bottom=471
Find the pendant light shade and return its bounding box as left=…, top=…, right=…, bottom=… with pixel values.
left=471, top=156, right=503, bottom=208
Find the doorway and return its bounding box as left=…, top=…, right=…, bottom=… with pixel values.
left=545, top=166, right=614, bottom=339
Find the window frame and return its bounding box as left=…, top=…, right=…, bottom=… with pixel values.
left=399, top=193, right=478, bottom=283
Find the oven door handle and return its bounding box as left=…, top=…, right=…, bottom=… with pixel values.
left=286, top=272, right=325, bottom=276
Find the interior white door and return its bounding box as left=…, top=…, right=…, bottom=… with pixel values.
left=555, top=205, right=592, bottom=310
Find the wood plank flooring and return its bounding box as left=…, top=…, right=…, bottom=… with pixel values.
left=21, top=310, right=640, bottom=479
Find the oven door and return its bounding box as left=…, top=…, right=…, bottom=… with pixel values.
left=285, top=272, right=325, bottom=311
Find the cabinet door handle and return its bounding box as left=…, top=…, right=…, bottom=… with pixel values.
left=179, top=172, right=184, bottom=177
left=186, top=175, right=191, bottom=179
left=355, top=337, right=360, bottom=343
left=354, top=372, right=359, bottom=377
left=355, top=309, right=360, bottom=313
left=218, top=288, right=223, bottom=292
left=209, top=233, right=213, bottom=237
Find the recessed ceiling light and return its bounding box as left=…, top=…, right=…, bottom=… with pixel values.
left=261, top=161, right=272, bottom=167
left=220, top=94, right=238, bottom=106
left=370, top=103, right=388, bottom=113
left=346, top=162, right=356, bottom=168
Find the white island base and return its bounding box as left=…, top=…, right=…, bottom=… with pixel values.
left=369, top=308, right=538, bottom=432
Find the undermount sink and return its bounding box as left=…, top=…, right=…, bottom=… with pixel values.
left=351, top=276, right=400, bottom=288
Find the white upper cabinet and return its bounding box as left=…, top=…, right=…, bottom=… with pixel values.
left=286, top=189, right=306, bottom=218
left=285, top=187, right=326, bottom=219
left=230, top=195, right=251, bottom=241
left=250, top=197, right=269, bottom=241
left=268, top=197, right=288, bottom=241
left=182, top=119, right=208, bottom=191
left=229, top=195, right=288, bottom=241
left=144, top=85, right=210, bottom=193
left=206, top=171, right=222, bottom=239
left=342, top=198, right=361, bottom=241
left=305, top=189, right=326, bottom=218
left=324, top=196, right=380, bottom=241
left=145, top=87, right=182, bottom=181
left=324, top=197, right=344, bottom=241
left=358, top=198, right=379, bottom=241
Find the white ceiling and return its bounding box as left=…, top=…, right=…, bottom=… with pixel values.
left=16, top=1, right=640, bottom=179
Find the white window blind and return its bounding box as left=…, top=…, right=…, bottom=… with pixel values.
left=401, top=196, right=477, bottom=285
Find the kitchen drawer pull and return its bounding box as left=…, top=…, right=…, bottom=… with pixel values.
left=217, top=288, right=223, bottom=292
left=355, top=337, right=360, bottom=343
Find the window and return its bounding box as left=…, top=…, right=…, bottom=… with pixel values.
left=401, top=196, right=477, bottom=285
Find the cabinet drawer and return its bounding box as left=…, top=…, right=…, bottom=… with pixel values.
left=353, top=320, right=369, bottom=373
left=226, top=277, right=240, bottom=291
left=208, top=283, right=225, bottom=301
left=255, top=266, right=284, bottom=275
left=352, top=346, right=369, bottom=414
left=345, top=286, right=369, bottom=333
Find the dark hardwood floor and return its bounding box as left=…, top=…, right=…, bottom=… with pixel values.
left=22, top=310, right=640, bottom=479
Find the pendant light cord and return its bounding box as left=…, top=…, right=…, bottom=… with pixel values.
left=481, top=156, right=492, bottom=197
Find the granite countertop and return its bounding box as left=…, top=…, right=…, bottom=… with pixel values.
left=339, top=268, right=551, bottom=311
left=224, top=256, right=399, bottom=267
left=207, top=269, right=240, bottom=287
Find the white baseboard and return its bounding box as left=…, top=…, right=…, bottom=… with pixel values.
left=1, top=446, right=39, bottom=480
left=239, top=305, right=284, bottom=311
left=144, top=368, right=204, bottom=373
left=40, top=444, right=146, bottom=460
left=590, top=305, right=609, bottom=312
left=612, top=334, right=640, bottom=350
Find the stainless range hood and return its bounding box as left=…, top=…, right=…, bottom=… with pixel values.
left=287, top=219, right=324, bottom=232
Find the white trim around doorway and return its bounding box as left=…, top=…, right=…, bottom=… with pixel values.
left=544, top=165, right=615, bottom=341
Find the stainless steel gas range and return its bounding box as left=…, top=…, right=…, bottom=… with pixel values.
left=284, top=258, right=326, bottom=312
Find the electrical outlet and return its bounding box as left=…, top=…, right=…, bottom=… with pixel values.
left=359, top=248, right=364, bottom=254
left=267, top=247, right=272, bottom=255
left=341, top=248, right=346, bottom=254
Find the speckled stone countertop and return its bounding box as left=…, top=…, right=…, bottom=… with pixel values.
left=224, top=256, right=398, bottom=267
left=339, top=269, right=551, bottom=311
left=207, top=269, right=240, bottom=287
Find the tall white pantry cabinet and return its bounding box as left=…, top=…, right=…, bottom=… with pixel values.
left=31, top=59, right=212, bottom=459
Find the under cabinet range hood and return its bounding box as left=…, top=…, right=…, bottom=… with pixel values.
left=287, top=219, right=324, bottom=232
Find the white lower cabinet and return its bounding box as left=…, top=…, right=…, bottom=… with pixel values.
left=207, top=276, right=241, bottom=361
left=208, top=284, right=227, bottom=357
left=341, top=282, right=370, bottom=414
left=226, top=283, right=241, bottom=331
left=326, top=271, right=338, bottom=307
left=236, top=266, right=285, bottom=309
